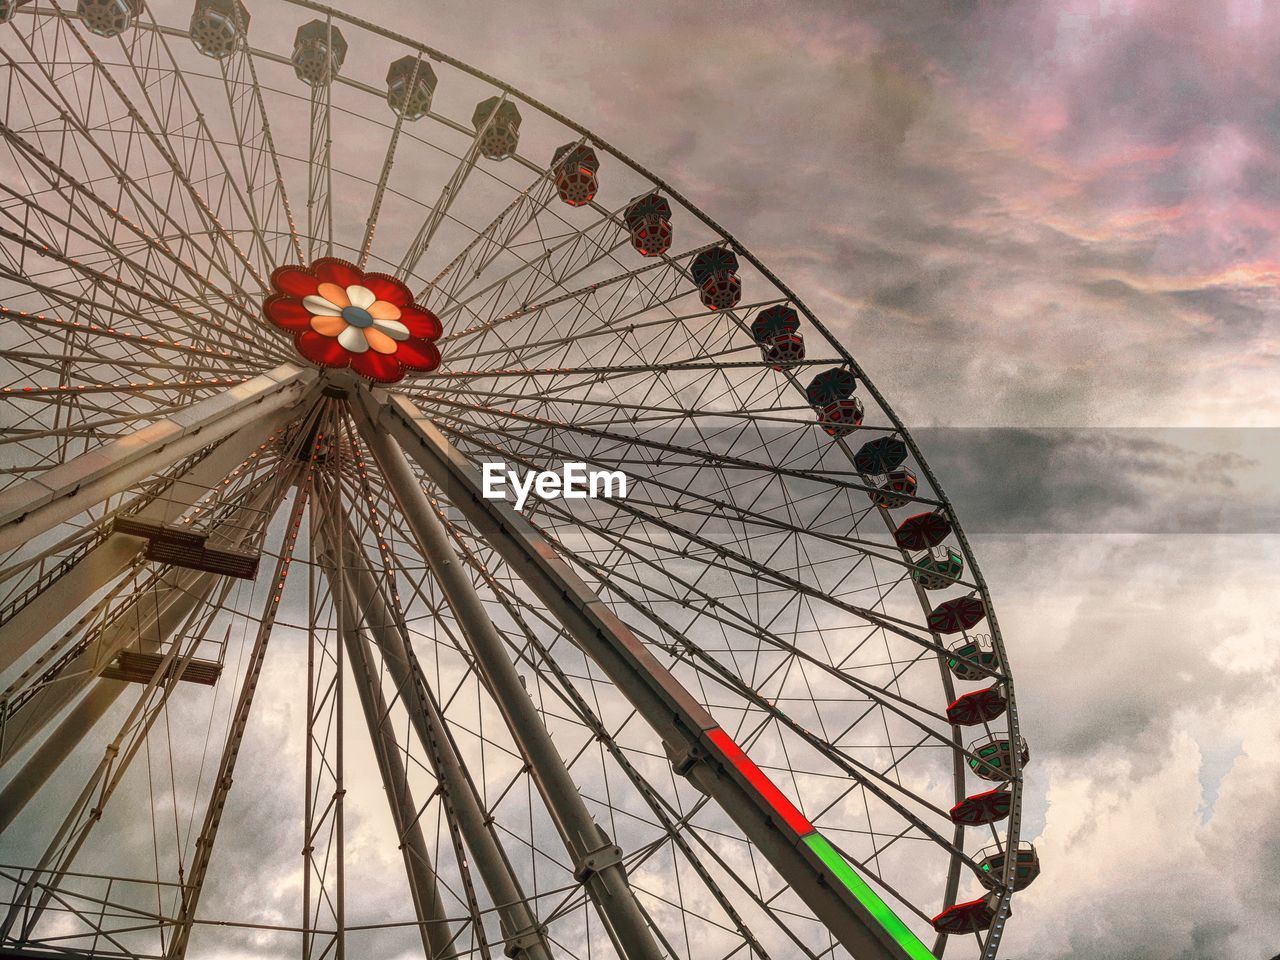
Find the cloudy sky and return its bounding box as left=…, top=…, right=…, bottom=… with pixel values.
left=4, top=1, right=1279, bottom=958
left=369, top=1, right=1279, bottom=957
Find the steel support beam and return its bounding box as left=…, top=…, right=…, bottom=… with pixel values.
left=319, top=537, right=458, bottom=960
left=355, top=387, right=920, bottom=960
left=0, top=679, right=119, bottom=833
left=0, top=568, right=226, bottom=768
left=313, top=515, right=554, bottom=960
left=1, top=481, right=281, bottom=768
left=357, top=419, right=666, bottom=960
left=0, top=363, right=315, bottom=554
left=0, top=406, right=299, bottom=677
left=0, top=541, right=142, bottom=678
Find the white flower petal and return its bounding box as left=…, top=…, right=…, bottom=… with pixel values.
left=302, top=294, right=343, bottom=316
left=372, top=318, right=410, bottom=341
left=346, top=284, right=376, bottom=309
left=338, top=326, right=369, bottom=354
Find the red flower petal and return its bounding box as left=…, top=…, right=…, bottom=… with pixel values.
left=362, top=272, right=413, bottom=307
left=271, top=261, right=442, bottom=381
left=313, top=258, right=363, bottom=289
left=296, top=330, right=351, bottom=369
left=264, top=295, right=313, bottom=331
left=271, top=266, right=318, bottom=298
left=351, top=350, right=403, bottom=383
left=395, top=338, right=441, bottom=373
left=399, top=305, right=443, bottom=341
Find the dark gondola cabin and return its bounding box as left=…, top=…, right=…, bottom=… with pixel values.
left=931, top=893, right=1002, bottom=934
left=473, top=97, right=522, bottom=160
left=977, top=841, right=1040, bottom=891
left=190, top=0, right=250, bottom=58
left=893, top=511, right=951, bottom=551
left=292, top=19, right=348, bottom=86
left=386, top=56, right=438, bottom=121
left=751, top=304, right=805, bottom=370
left=750, top=304, right=799, bottom=343
left=946, top=685, right=1008, bottom=725
left=854, top=435, right=908, bottom=474
left=806, top=368, right=856, bottom=407
left=78, top=0, right=142, bottom=36
left=927, top=595, right=986, bottom=635
left=968, top=736, right=1030, bottom=781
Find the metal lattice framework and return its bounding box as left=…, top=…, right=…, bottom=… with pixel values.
left=0, top=3, right=1029, bottom=960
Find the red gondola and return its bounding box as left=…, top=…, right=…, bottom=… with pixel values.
left=764, top=332, right=806, bottom=370
left=927, top=595, right=987, bottom=634
left=946, top=685, right=1007, bottom=725
left=624, top=193, right=673, bottom=257
left=931, top=894, right=1001, bottom=934
left=691, top=249, right=742, bottom=310
left=818, top=397, right=862, bottom=436
left=552, top=143, right=600, bottom=206
left=806, top=368, right=856, bottom=407
left=893, top=511, right=950, bottom=551
left=751, top=304, right=800, bottom=343
left=948, top=788, right=1013, bottom=827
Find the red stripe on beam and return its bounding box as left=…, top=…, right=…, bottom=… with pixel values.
left=706, top=728, right=814, bottom=836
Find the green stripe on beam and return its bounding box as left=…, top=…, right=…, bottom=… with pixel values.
left=803, top=833, right=938, bottom=960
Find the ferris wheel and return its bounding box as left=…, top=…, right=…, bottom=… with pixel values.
left=0, top=3, right=1033, bottom=960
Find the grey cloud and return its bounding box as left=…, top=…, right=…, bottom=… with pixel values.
left=920, top=427, right=1280, bottom=534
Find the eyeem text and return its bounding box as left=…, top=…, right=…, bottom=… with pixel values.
left=481, top=462, right=629, bottom=511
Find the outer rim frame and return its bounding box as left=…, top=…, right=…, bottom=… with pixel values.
left=6, top=2, right=1024, bottom=954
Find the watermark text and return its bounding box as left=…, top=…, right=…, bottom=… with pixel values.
left=481, top=462, right=628, bottom=511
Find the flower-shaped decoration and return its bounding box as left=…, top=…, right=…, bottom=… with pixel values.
left=264, top=258, right=442, bottom=383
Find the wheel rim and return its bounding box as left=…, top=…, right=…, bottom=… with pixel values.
left=0, top=4, right=1024, bottom=958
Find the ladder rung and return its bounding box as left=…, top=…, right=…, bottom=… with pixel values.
left=144, top=540, right=260, bottom=579
left=102, top=651, right=222, bottom=686
left=112, top=516, right=208, bottom=549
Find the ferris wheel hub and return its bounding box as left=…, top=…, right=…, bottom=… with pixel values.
left=263, top=258, right=443, bottom=383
